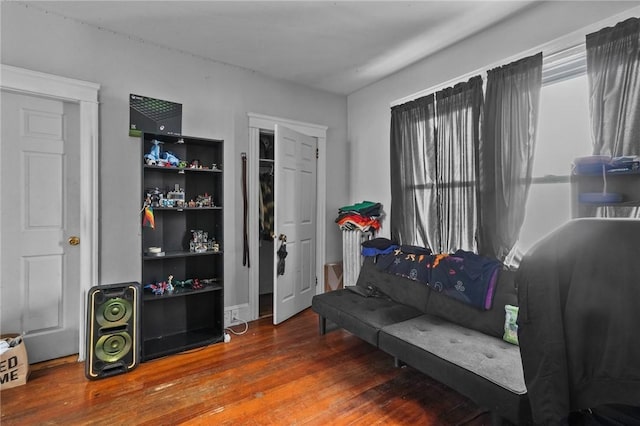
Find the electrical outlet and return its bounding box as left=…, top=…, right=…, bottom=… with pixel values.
left=231, top=309, right=240, bottom=322
left=224, top=310, right=231, bottom=325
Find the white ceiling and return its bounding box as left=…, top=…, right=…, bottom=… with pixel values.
left=24, top=1, right=536, bottom=95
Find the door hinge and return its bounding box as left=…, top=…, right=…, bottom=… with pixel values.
left=316, top=148, right=319, bottom=159
left=315, top=276, right=318, bottom=286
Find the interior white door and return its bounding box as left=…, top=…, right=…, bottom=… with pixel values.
left=1, top=91, right=81, bottom=363
left=273, top=125, right=317, bottom=325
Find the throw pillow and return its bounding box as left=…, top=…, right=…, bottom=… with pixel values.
left=503, top=304, right=519, bottom=345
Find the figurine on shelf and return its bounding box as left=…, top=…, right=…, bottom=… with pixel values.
left=144, top=139, right=162, bottom=165
left=174, top=279, right=192, bottom=288
left=171, top=278, right=203, bottom=290
left=161, top=150, right=180, bottom=167
left=196, top=193, right=212, bottom=207
left=190, top=229, right=209, bottom=253
left=166, top=275, right=175, bottom=293
left=167, top=184, right=185, bottom=206
left=145, top=281, right=168, bottom=295
left=192, top=278, right=204, bottom=290
left=146, top=187, right=163, bottom=208
left=143, top=139, right=181, bottom=167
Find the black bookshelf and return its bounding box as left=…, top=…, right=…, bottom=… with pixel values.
left=140, top=132, right=224, bottom=361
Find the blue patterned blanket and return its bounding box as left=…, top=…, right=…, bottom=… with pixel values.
left=374, top=248, right=501, bottom=310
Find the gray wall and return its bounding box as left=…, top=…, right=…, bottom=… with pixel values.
left=347, top=1, right=640, bottom=239
left=5, top=1, right=639, bottom=309
left=1, top=3, right=348, bottom=307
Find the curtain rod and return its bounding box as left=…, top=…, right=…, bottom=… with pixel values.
left=390, top=42, right=582, bottom=108
left=390, top=6, right=640, bottom=107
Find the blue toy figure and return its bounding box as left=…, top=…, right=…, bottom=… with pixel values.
left=161, top=150, right=180, bottom=166
left=143, top=139, right=181, bottom=166
left=144, top=139, right=162, bottom=165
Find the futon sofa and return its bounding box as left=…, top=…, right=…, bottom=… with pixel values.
left=312, top=255, right=531, bottom=425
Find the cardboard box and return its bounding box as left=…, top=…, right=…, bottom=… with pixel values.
left=0, top=334, right=30, bottom=390
left=324, top=262, right=344, bottom=292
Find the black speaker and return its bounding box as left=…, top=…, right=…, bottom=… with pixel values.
left=85, top=282, right=140, bottom=380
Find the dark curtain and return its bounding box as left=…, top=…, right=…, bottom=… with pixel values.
left=587, top=17, right=640, bottom=157
left=434, top=76, right=484, bottom=253
left=586, top=18, right=640, bottom=218
left=390, top=95, right=437, bottom=248
left=478, top=53, right=543, bottom=262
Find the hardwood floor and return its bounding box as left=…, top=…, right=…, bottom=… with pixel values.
left=0, top=309, right=491, bottom=425
left=259, top=292, right=273, bottom=318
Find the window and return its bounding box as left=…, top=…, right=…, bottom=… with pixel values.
left=513, top=73, right=592, bottom=258
left=392, top=46, right=593, bottom=262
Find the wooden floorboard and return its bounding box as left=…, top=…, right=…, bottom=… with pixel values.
left=0, top=309, right=491, bottom=425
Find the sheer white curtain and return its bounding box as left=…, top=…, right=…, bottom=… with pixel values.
left=434, top=76, right=484, bottom=253
left=390, top=77, right=483, bottom=253
left=390, top=95, right=436, bottom=247
left=587, top=17, right=640, bottom=157
left=478, top=53, right=543, bottom=262
left=587, top=17, right=640, bottom=218
left=390, top=54, right=542, bottom=258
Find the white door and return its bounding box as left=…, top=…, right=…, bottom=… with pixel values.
left=1, top=91, right=81, bottom=363
left=273, top=125, right=317, bottom=324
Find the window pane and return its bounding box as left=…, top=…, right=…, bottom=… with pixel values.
left=518, top=182, right=572, bottom=254
left=533, top=74, right=592, bottom=177
left=516, top=74, right=593, bottom=262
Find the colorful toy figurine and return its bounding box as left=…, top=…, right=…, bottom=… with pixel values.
left=144, top=281, right=169, bottom=295
left=143, top=139, right=181, bottom=167
left=166, top=275, right=175, bottom=293
left=161, top=150, right=180, bottom=167
left=144, top=139, right=162, bottom=165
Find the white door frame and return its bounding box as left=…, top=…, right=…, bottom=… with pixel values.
left=247, top=113, right=327, bottom=322
left=1, top=64, right=100, bottom=361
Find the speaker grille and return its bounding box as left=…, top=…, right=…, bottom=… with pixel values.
left=95, top=298, right=133, bottom=326
left=95, top=332, right=133, bottom=363
left=86, top=283, right=140, bottom=380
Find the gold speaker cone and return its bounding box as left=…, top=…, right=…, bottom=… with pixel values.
left=96, top=297, right=133, bottom=326
left=95, top=332, right=132, bottom=363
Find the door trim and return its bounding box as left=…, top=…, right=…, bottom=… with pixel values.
left=247, top=113, right=327, bottom=322
left=1, top=64, right=100, bottom=361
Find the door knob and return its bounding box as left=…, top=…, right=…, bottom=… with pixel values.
left=68, top=236, right=80, bottom=246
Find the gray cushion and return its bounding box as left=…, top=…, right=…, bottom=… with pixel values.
left=425, top=269, right=518, bottom=338
left=311, top=289, right=422, bottom=346
left=380, top=314, right=526, bottom=395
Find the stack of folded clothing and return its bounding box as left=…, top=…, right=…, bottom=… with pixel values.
left=573, top=155, right=640, bottom=175
left=609, top=155, right=640, bottom=173
left=335, top=201, right=383, bottom=232
left=361, top=237, right=399, bottom=257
